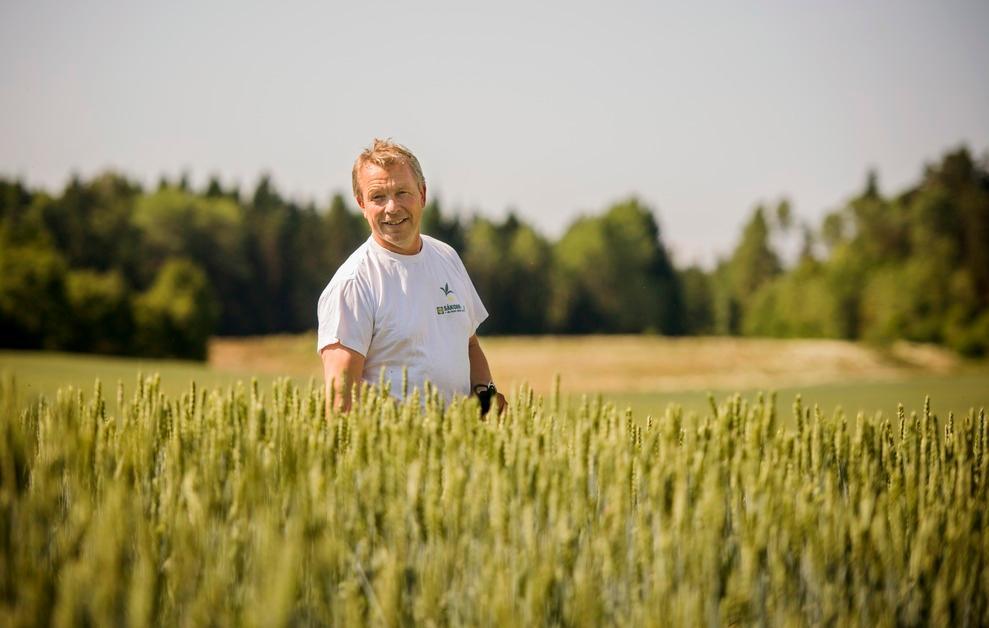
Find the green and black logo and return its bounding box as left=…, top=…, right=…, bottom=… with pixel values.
left=436, top=282, right=465, bottom=315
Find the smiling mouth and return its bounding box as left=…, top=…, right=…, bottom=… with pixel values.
left=382, top=218, right=408, bottom=226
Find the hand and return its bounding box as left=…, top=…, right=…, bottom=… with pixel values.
left=492, top=392, right=507, bottom=415
left=473, top=384, right=506, bottom=417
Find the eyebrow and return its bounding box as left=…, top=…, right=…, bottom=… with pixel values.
left=367, top=181, right=410, bottom=193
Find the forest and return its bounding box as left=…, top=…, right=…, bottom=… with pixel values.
left=1, top=146, right=987, bottom=359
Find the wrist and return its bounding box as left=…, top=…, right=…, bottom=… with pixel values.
left=472, top=382, right=497, bottom=414
left=472, top=382, right=496, bottom=396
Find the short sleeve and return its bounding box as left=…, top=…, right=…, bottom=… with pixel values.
left=457, top=257, right=489, bottom=333
left=316, top=278, right=373, bottom=355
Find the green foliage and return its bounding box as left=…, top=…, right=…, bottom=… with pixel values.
left=64, top=270, right=132, bottom=354
left=701, top=204, right=785, bottom=336
left=1, top=379, right=986, bottom=625
left=0, top=172, right=371, bottom=352
left=744, top=260, right=844, bottom=338
left=709, top=262, right=739, bottom=336
left=728, top=206, right=781, bottom=310
left=2, top=144, right=988, bottom=353
left=817, top=244, right=864, bottom=339
left=0, top=241, right=69, bottom=349
left=132, top=259, right=219, bottom=360
left=43, top=173, right=143, bottom=275
left=551, top=198, right=682, bottom=334
left=678, top=266, right=715, bottom=335
left=463, top=214, right=552, bottom=334
left=732, top=146, right=989, bottom=348
left=420, top=198, right=464, bottom=253
left=134, top=186, right=252, bottom=330
left=243, top=186, right=367, bottom=335
left=133, top=186, right=243, bottom=265
left=549, top=214, right=610, bottom=332
left=816, top=148, right=989, bottom=350
left=0, top=180, right=54, bottom=247
left=283, top=201, right=360, bottom=332
left=774, top=198, right=793, bottom=232
left=323, top=193, right=370, bottom=274
left=860, top=260, right=944, bottom=344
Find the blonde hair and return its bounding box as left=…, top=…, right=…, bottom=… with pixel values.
left=352, top=138, right=426, bottom=201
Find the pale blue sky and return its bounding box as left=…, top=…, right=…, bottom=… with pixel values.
left=2, top=0, right=987, bottom=264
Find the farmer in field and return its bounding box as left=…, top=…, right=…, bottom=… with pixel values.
left=317, top=138, right=506, bottom=414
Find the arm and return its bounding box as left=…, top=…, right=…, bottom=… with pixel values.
left=467, top=334, right=507, bottom=414
left=320, top=342, right=366, bottom=415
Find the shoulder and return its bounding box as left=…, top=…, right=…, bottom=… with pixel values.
left=319, top=240, right=375, bottom=304
left=422, top=234, right=464, bottom=265
left=332, top=239, right=376, bottom=283
left=423, top=235, right=472, bottom=279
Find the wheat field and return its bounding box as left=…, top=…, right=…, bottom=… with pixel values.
left=2, top=374, right=986, bottom=626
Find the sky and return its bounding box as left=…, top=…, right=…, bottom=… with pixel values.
left=2, top=0, right=988, bottom=265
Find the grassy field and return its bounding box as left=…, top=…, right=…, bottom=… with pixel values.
left=3, top=337, right=988, bottom=624
left=607, top=372, right=989, bottom=420
left=3, top=352, right=986, bottom=625
left=3, top=334, right=987, bottom=420
left=0, top=350, right=288, bottom=404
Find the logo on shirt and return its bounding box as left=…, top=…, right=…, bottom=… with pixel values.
left=436, top=304, right=466, bottom=315
left=436, top=281, right=465, bottom=315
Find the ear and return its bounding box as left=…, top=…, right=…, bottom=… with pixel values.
left=420, top=183, right=427, bottom=206
left=355, top=193, right=365, bottom=211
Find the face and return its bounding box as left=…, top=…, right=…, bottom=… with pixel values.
left=356, top=162, right=426, bottom=255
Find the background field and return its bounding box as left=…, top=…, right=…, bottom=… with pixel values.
left=4, top=334, right=986, bottom=420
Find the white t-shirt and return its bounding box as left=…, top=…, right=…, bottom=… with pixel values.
left=316, top=235, right=488, bottom=401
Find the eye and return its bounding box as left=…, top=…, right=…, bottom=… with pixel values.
left=371, top=194, right=385, bottom=203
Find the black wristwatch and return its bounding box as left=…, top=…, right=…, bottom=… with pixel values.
left=473, top=382, right=497, bottom=414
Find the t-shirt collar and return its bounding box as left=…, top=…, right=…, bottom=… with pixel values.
left=368, top=235, right=426, bottom=263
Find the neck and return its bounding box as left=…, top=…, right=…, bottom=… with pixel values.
left=375, top=234, right=422, bottom=255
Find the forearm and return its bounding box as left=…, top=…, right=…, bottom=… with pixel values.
left=467, top=334, right=493, bottom=387
left=321, top=344, right=365, bottom=415
left=467, top=334, right=506, bottom=415
left=324, top=369, right=353, bottom=414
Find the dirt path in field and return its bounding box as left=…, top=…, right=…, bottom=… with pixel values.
left=481, top=336, right=958, bottom=393
left=209, top=335, right=960, bottom=394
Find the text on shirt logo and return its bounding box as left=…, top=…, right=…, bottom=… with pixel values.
left=436, top=282, right=464, bottom=315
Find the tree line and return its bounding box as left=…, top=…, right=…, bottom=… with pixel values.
left=1, top=146, right=987, bottom=359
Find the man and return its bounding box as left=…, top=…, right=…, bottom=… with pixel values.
left=317, top=138, right=506, bottom=414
